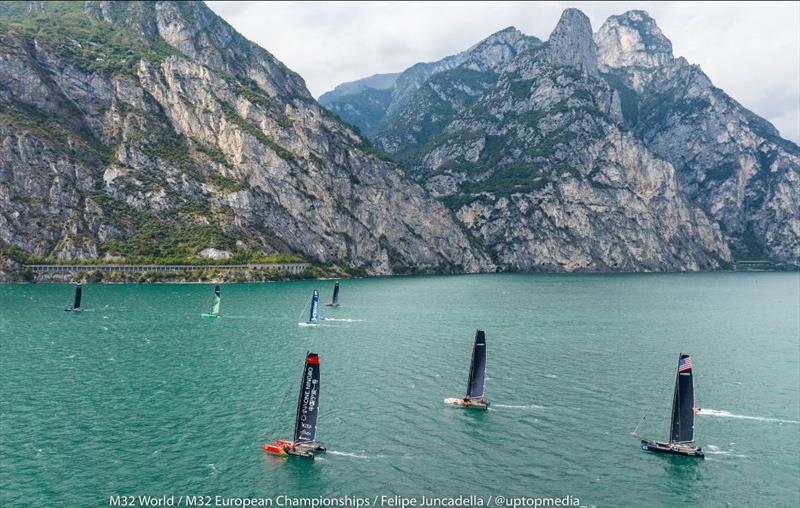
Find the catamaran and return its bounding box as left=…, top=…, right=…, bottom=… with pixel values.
left=325, top=282, right=341, bottom=307
left=445, top=330, right=489, bottom=410
left=307, top=289, right=321, bottom=323
left=200, top=285, right=221, bottom=319
left=64, top=283, right=82, bottom=312
left=640, top=354, right=704, bottom=458
left=264, top=352, right=326, bottom=459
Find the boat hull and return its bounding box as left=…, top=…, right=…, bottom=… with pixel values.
left=444, top=397, right=489, bottom=410
left=263, top=439, right=326, bottom=459
left=324, top=304, right=340, bottom=307
left=641, top=440, right=704, bottom=459
left=64, top=308, right=81, bottom=312
left=200, top=313, right=219, bottom=319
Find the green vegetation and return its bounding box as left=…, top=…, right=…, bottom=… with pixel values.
left=144, top=132, right=193, bottom=170
left=219, top=102, right=296, bottom=162
left=380, top=68, right=497, bottom=163
left=0, top=1, right=182, bottom=78
left=1, top=102, right=112, bottom=165
left=102, top=222, right=232, bottom=259
left=85, top=190, right=227, bottom=258
left=10, top=250, right=304, bottom=267
left=194, top=142, right=230, bottom=167
left=209, top=173, right=247, bottom=192
left=226, top=74, right=292, bottom=128
left=508, top=79, right=535, bottom=99
left=0, top=242, right=40, bottom=265
left=354, top=138, right=396, bottom=163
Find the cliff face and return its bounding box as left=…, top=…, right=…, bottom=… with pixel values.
left=595, top=11, right=800, bottom=264
left=0, top=1, right=491, bottom=276
left=322, top=8, right=799, bottom=270
left=410, top=10, right=729, bottom=271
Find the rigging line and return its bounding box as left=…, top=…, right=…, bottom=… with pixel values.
left=265, top=372, right=296, bottom=435
left=632, top=404, right=653, bottom=438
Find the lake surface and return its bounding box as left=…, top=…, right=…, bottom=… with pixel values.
left=1, top=273, right=799, bottom=507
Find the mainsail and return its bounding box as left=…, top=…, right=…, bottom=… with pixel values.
left=331, top=282, right=340, bottom=306
left=293, top=352, right=321, bottom=445
left=72, top=283, right=82, bottom=311
left=211, top=285, right=221, bottom=315
left=466, top=330, right=487, bottom=399
left=309, top=290, right=320, bottom=322
left=670, top=354, right=695, bottom=444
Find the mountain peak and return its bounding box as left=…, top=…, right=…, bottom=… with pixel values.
left=546, top=8, right=598, bottom=75
left=595, top=10, right=673, bottom=69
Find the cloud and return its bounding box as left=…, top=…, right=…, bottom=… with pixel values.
left=205, top=1, right=800, bottom=143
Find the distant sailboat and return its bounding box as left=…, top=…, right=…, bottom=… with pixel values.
left=200, top=285, right=221, bottom=319
left=640, top=354, right=704, bottom=458
left=325, top=282, right=341, bottom=307
left=445, top=330, right=489, bottom=410
left=64, top=283, right=82, bottom=312
left=308, top=289, right=321, bottom=323
left=264, top=352, right=326, bottom=459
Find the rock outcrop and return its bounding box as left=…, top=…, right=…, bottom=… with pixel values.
left=596, top=11, right=799, bottom=264
left=322, top=8, right=799, bottom=269
left=0, top=1, right=492, bottom=276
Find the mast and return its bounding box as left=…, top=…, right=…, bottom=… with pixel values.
left=211, top=285, right=221, bottom=315
left=309, top=289, right=320, bottom=322
left=669, top=354, right=695, bottom=444
left=331, top=282, right=340, bottom=306
left=72, top=283, right=82, bottom=310
left=466, top=330, right=487, bottom=399
left=293, top=352, right=321, bottom=445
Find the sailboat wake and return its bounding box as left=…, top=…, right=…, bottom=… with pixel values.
left=322, top=318, right=365, bottom=322
left=492, top=404, right=546, bottom=410
left=297, top=322, right=321, bottom=327
left=327, top=450, right=382, bottom=459
left=698, top=409, right=799, bottom=424
left=703, top=444, right=748, bottom=458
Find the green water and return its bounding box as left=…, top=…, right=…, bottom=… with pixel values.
left=1, top=273, right=798, bottom=507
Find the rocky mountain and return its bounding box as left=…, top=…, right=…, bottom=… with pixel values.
left=323, top=9, right=799, bottom=269
left=320, top=27, right=538, bottom=146
left=317, top=72, right=398, bottom=135
left=0, top=1, right=492, bottom=277
left=595, top=11, right=799, bottom=263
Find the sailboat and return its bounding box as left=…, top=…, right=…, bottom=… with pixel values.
left=64, top=283, right=82, bottom=312
left=307, top=289, right=321, bottom=323
left=325, top=282, right=341, bottom=307
left=444, top=330, right=489, bottom=410
left=200, top=285, right=221, bottom=319
left=264, top=352, right=326, bottom=459
left=640, top=354, right=704, bottom=458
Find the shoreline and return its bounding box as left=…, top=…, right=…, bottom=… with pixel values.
left=1, top=267, right=796, bottom=285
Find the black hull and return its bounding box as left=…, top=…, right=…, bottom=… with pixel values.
left=287, top=442, right=326, bottom=459
left=641, top=440, right=704, bottom=459
left=286, top=448, right=315, bottom=459
left=324, top=304, right=340, bottom=307
left=64, top=308, right=81, bottom=313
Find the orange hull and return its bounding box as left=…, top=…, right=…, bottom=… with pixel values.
left=263, top=442, right=288, bottom=456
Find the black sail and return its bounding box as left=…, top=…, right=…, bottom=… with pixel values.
left=293, top=352, right=321, bottom=445
left=331, top=282, right=340, bottom=305
left=73, top=284, right=82, bottom=310
left=670, top=354, right=695, bottom=443
left=466, top=330, right=487, bottom=399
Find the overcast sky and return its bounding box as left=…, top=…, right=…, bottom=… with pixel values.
left=205, top=1, right=800, bottom=143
